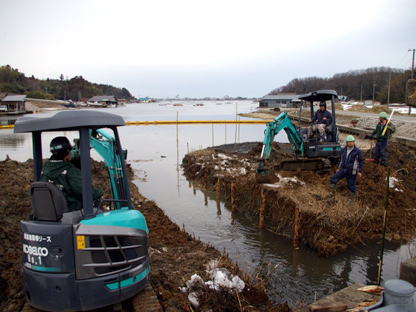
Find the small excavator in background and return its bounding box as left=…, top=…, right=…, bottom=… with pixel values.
left=14, top=110, right=150, bottom=311
left=256, top=90, right=341, bottom=183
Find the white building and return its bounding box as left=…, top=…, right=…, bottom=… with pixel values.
left=259, top=94, right=302, bottom=108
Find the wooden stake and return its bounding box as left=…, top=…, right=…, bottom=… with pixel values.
left=216, top=178, right=221, bottom=199
left=294, top=206, right=300, bottom=247
left=204, top=172, right=208, bottom=189
left=259, top=189, right=265, bottom=229
left=231, top=182, right=236, bottom=213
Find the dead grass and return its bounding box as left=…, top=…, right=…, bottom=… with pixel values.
left=182, top=141, right=416, bottom=257
left=189, top=148, right=215, bottom=157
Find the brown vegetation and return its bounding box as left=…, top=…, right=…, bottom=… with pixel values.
left=182, top=141, right=416, bottom=257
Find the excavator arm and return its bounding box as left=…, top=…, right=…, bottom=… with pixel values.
left=256, top=112, right=304, bottom=182
left=259, top=112, right=304, bottom=160
left=73, top=128, right=128, bottom=209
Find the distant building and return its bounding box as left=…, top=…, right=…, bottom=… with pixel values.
left=259, top=94, right=302, bottom=108
left=338, top=95, right=348, bottom=102
left=138, top=97, right=151, bottom=103
left=1, top=95, right=26, bottom=112
left=88, top=95, right=118, bottom=107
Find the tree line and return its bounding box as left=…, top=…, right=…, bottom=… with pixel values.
left=0, top=65, right=134, bottom=101
left=270, top=67, right=413, bottom=104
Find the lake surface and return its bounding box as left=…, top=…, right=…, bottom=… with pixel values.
left=1, top=100, right=414, bottom=305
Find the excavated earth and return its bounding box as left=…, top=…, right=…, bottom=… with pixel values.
left=0, top=159, right=289, bottom=312
left=182, top=140, right=416, bottom=257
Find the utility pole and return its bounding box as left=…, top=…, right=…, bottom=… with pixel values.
left=408, top=49, right=415, bottom=115
left=387, top=70, right=391, bottom=108
left=372, top=77, right=376, bottom=105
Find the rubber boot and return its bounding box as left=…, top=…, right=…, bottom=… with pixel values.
left=348, top=192, right=356, bottom=203
left=328, top=184, right=336, bottom=197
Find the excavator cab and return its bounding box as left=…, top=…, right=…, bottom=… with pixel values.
left=298, top=89, right=341, bottom=158
left=256, top=90, right=341, bottom=182
left=14, top=110, right=150, bottom=311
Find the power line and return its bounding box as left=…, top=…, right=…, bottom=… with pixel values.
left=409, top=49, right=415, bottom=79
left=394, top=51, right=411, bottom=68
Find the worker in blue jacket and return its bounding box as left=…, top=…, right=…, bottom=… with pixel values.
left=308, top=101, right=333, bottom=142
left=329, top=135, right=363, bottom=200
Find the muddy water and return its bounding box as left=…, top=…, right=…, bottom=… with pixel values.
left=0, top=101, right=415, bottom=305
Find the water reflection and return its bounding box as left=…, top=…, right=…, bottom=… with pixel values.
left=0, top=116, right=19, bottom=126
left=0, top=132, right=26, bottom=150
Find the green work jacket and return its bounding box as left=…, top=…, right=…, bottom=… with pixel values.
left=40, top=160, right=103, bottom=211
left=371, top=122, right=396, bottom=141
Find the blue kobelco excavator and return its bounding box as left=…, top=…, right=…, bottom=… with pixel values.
left=14, top=110, right=150, bottom=311
left=256, top=90, right=341, bottom=183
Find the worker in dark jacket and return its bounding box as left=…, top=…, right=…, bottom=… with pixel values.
left=329, top=135, right=363, bottom=200
left=40, top=136, right=103, bottom=211
left=308, top=101, right=333, bottom=142
left=371, top=111, right=396, bottom=166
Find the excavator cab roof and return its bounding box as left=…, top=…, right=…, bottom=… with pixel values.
left=14, top=110, right=125, bottom=133
left=298, top=90, right=338, bottom=102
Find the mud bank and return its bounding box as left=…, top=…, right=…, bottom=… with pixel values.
left=181, top=141, right=416, bottom=257
left=0, top=159, right=289, bottom=312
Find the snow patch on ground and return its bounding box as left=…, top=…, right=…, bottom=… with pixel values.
left=264, top=174, right=305, bottom=188
left=388, top=176, right=403, bottom=192
left=341, top=102, right=416, bottom=115
left=179, top=260, right=245, bottom=308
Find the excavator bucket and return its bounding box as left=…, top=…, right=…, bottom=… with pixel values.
left=255, top=167, right=280, bottom=183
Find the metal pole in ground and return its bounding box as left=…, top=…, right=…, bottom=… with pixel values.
left=377, top=168, right=390, bottom=285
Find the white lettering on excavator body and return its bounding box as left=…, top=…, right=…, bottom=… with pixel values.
left=23, top=244, right=49, bottom=257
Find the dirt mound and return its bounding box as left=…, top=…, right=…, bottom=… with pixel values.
left=0, top=159, right=288, bottom=312
left=182, top=141, right=416, bottom=257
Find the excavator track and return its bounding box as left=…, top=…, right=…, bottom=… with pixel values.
left=22, top=282, right=163, bottom=312
left=277, top=157, right=332, bottom=172
left=132, top=282, right=163, bottom=312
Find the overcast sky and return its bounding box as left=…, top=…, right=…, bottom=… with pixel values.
left=0, top=0, right=415, bottom=99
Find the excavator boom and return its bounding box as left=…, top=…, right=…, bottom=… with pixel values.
left=256, top=112, right=304, bottom=182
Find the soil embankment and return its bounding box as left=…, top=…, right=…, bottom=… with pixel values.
left=0, top=159, right=288, bottom=312
left=181, top=141, right=416, bottom=257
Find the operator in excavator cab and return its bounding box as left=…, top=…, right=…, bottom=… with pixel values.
left=308, top=101, right=333, bottom=142
left=40, top=136, right=104, bottom=211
